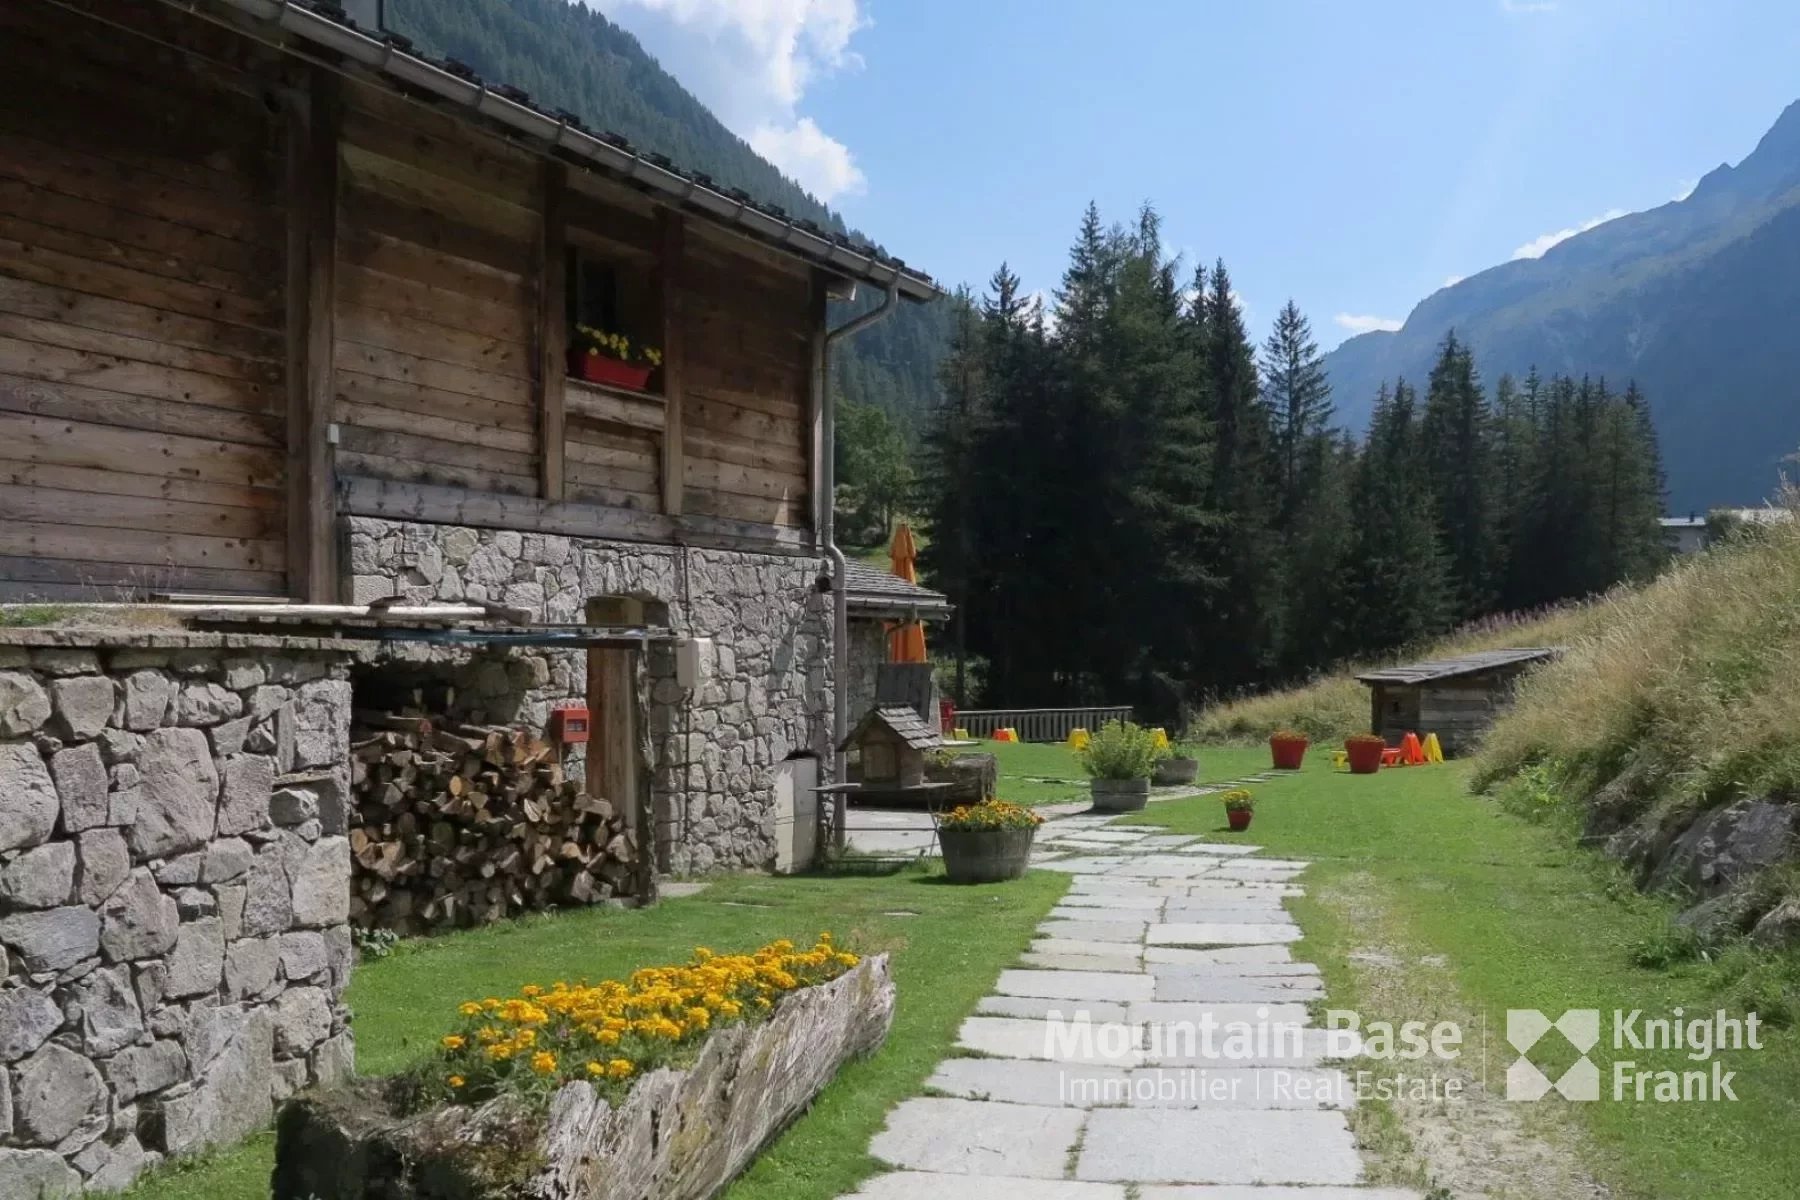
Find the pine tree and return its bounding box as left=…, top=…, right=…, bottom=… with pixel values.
left=918, top=289, right=986, bottom=705
left=1260, top=300, right=1334, bottom=525
left=1344, top=381, right=1451, bottom=652
left=1419, top=331, right=1495, bottom=616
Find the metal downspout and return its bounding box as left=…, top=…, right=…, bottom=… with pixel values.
left=818, top=279, right=901, bottom=848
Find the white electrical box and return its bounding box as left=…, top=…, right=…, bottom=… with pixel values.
left=675, top=636, right=712, bottom=688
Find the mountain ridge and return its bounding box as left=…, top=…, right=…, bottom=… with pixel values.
left=1323, top=99, right=1800, bottom=511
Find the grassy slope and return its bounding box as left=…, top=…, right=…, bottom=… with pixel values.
left=124, top=867, right=1065, bottom=1200
left=1190, top=603, right=1606, bottom=745
left=1122, top=759, right=1800, bottom=1199
left=1478, top=517, right=1800, bottom=831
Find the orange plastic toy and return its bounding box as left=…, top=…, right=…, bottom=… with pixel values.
left=1398, top=732, right=1426, bottom=766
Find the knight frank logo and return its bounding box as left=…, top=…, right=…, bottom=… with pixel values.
left=1506, top=1009, right=1601, bottom=1101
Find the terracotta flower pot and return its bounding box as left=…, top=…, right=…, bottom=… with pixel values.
left=1270, top=735, right=1309, bottom=770
left=939, top=826, right=1036, bottom=883
left=1226, top=809, right=1253, bottom=832
left=1345, top=738, right=1386, bottom=775
left=568, top=350, right=654, bottom=391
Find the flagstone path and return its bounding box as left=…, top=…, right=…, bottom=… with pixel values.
left=839, top=794, right=1426, bottom=1200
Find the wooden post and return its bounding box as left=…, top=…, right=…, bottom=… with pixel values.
left=537, top=161, right=568, bottom=501
left=657, top=210, right=685, bottom=516
left=286, top=69, right=340, bottom=603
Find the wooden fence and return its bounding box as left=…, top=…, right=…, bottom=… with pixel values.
left=954, top=706, right=1133, bottom=743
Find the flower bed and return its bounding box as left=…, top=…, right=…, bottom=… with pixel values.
left=435, top=935, right=859, bottom=1105
left=275, top=937, right=892, bottom=1200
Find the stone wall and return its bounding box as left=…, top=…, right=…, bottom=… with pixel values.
left=845, top=619, right=886, bottom=731
left=347, top=518, right=834, bottom=875
left=0, top=636, right=355, bottom=1195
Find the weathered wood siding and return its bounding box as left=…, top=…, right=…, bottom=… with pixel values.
left=0, top=1, right=290, bottom=598
left=332, top=82, right=542, bottom=501
left=679, top=224, right=813, bottom=528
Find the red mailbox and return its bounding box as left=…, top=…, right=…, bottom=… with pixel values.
left=549, top=703, right=590, bottom=745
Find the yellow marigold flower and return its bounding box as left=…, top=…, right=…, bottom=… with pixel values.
left=448, top=1075, right=465, bottom=1089
left=586, top=1061, right=605, bottom=1077
left=458, top=1002, right=483, bottom=1017
left=608, top=1059, right=634, bottom=1079
left=687, top=1007, right=711, bottom=1030
left=441, top=1035, right=466, bottom=1051
left=530, top=1051, right=557, bottom=1076
left=521, top=984, right=542, bottom=998
left=597, top=1029, right=621, bottom=1045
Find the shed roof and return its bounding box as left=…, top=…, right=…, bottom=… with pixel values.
left=199, top=0, right=938, bottom=301
left=843, top=561, right=953, bottom=620
left=1355, top=647, right=1562, bottom=686
left=840, top=705, right=944, bottom=753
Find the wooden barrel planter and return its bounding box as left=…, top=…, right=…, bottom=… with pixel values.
left=1153, top=756, right=1199, bottom=787
left=939, top=826, right=1037, bottom=883
left=1091, top=778, right=1151, bottom=812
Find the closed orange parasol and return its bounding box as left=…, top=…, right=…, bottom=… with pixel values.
left=887, top=521, right=927, bottom=663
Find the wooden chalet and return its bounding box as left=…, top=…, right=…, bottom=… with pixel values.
left=1356, top=648, right=1562, bottom=757
left=0, top=0, right=937, bottom=603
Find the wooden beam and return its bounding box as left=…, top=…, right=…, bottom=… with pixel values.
left=808, top=270, right=828, bottom=545
left=565, top=379, right=666, bottom=434
left=537, top=160, right=568, bottom=501
left=287, top=69, right=340, bottom=603
left=657, top=209, right=685, bottom=516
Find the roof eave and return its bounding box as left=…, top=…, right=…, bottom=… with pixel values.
left=198, top=0, right=941, bottom=302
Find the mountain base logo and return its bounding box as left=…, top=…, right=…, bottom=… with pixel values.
left=1506, top=1008, right=1763, bottom=1103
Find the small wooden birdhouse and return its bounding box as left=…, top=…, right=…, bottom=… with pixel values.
left=840, top=705, right=943, bottom=789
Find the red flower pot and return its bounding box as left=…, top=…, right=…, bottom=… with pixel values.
left=1345, top=739, right=1386, bottom=775
left=1269, top=735, right=1309, bottom=770
left=1226, top=809, right=1253, bottom=832
left=568, top=350, right=654, bottom=391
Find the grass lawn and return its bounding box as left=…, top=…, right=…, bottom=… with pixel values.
left=950, top=740, right=1271, bottom=806
left=123, top=865, right=1065, bottom=1200
left=1122, top=756, right=1800, bottom=1200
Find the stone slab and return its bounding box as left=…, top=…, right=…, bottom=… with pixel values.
left=1207, top=868, right=1307, bottom=883
left=848, top=1172, right=1126, bottom=1199
left=978, top=995, right=1130, bottom=1023
left=1120, top=1067, right=1353, bottom=1109
left=1022, top=951, right=1145, bottom=974
left=1129, top=835, right=1200, bottom=849
left=926, top=1057, right=1126, bottom=1108
left=1148, top=923, right=1302, bottom=946
left=958, top=1016, right=1143, bottom=1065
left=1148, top=960, right=1317, bottom=979
left=1108, top=857, right=1220, bottom=879
left=868, top=1098, right=1084, bottom=1178
left=997, top=969, right=1155, bottom=1003
left=1176, top=843, right=1262, bottom=855
left=1055, top=830, right=1151, bottom=844
left=1161, top=906, right=1292, bottom=923
left=1144, top=945, right=1296, bottom=966
left=1145, top=1026, right=1361, bottom=1067
left=1075, top=1109, right=1362, bottom=1185
left=1036, top=919, right=1150, bottom=944
left=1139, top=1189, right=1422, bottom=1200
left=1179, top=881, right=1303, bottom=897
left=1052, top=895, right=1167, bottom=912
left=1127, top=1002, right=1313, bottom=1027
left=1036, top=857, right=1131, bottom=875
left=1152, top=977, right=1324, bottom=1004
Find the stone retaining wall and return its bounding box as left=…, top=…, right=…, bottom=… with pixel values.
left=347, top=518, right=834, bottom=875
left=0, top=639, right=355, bottom=1195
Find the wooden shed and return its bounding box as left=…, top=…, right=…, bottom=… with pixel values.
left=1356, top=648, right=1562, bottom=757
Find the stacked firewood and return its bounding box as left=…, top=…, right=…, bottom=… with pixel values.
left=347, top=709, right=637, bottom=934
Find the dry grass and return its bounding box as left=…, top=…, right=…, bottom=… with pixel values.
left=1191, top=603, right=1607, bottom=745
left=1477, top=507, right=1800, bottom=823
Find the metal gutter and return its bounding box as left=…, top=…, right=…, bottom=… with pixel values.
left=817, top=283, right=901, bottom=845
left=195, top=0, right=940, bottom=301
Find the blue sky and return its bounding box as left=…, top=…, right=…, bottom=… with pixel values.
left=600, top=0, right=1800, bottom=348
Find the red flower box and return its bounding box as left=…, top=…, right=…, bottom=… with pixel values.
left=1269, top=733, right=1309, bottom=770
left=1227, top=809, right=1253, bottom=832
left=568, top=350, right=653, bottom=391
left=1345, top=737, right=1386, bottom=775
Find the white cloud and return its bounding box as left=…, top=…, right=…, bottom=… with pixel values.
left=1510, top=208, right=1627, bottom=259
left=600, top=0, right=870, bottom=201
left=1334, top=313, right=1404, bottom=335
left=1443, top=274, right=1466, bottom=288
left=749, top=118, right=865, bottom=199
left=1673, top=178, right=1698, bottom=202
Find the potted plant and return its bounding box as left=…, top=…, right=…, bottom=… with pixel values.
left=936, top=799, right=1044, bottom=883
left=1269, top=728, right=1309, bottom=770
left=568, top=324, right=663, bottom=390
left=1080, top=719, right=1162, bottom=812
left=1153, top=747, right=1200, bottom=786
left=1222, top=788, right=1255, bottom=831
left=1345, top=733, right=1387, bottom=775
